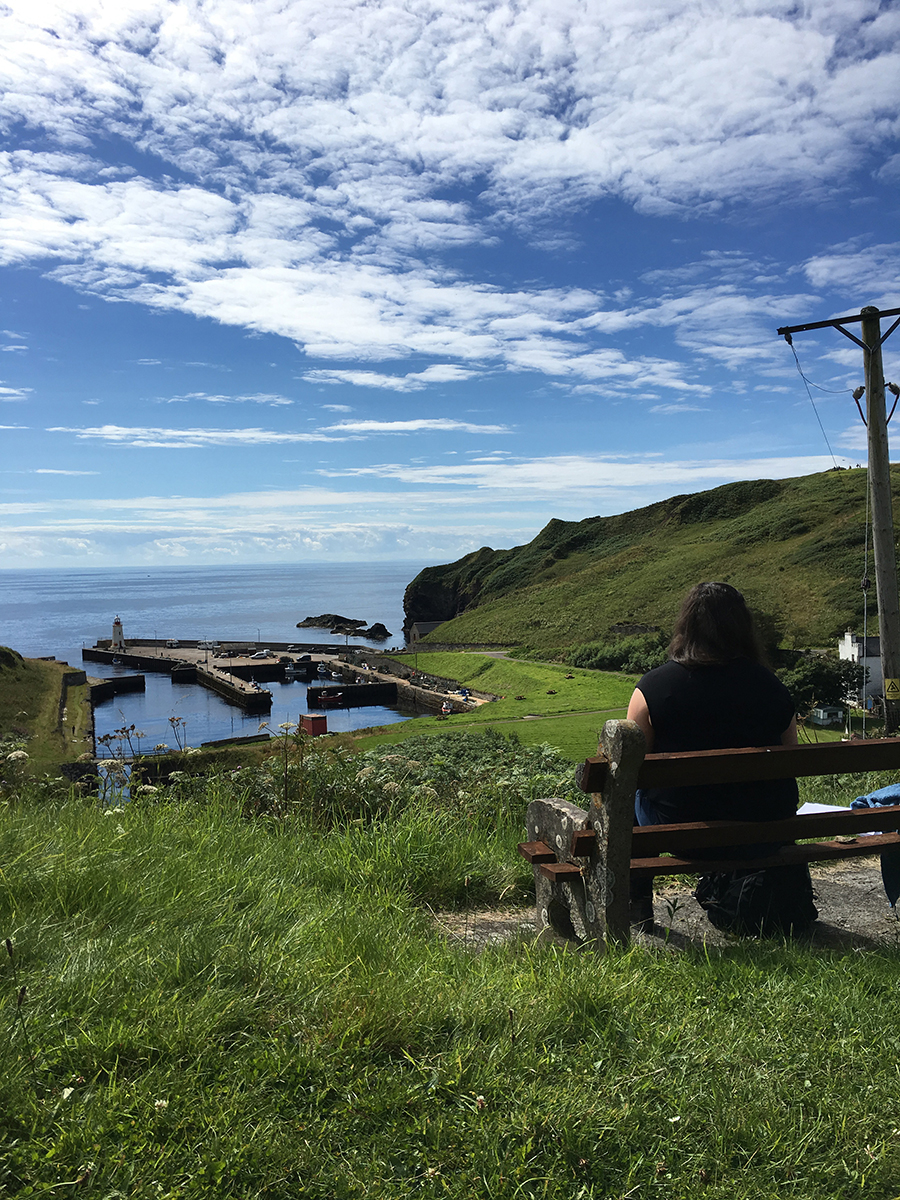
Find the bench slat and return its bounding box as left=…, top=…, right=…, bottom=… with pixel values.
left=538, top=861, right=582, bottom=881
left=632, top=804, right=900, bottom=854
left=577, top=738, right=900, bottom=793
left=638, top=739, right=900, bottom=788
left=517, top=840, right=557, bottom=864
left=631, top=831, right=900, bottom=876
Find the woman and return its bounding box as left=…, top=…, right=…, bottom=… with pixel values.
left=626, top=581, right=799, bottom=930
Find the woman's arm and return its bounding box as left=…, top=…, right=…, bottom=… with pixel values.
left=781, top=714, right=798, bottom=746
left=626, top=687, right=655, bottom=752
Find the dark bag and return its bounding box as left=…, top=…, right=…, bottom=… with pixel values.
left=695, top=864, right=818, bottom=936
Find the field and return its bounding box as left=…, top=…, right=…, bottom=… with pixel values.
left=3, top=733, right=900, bottom=1199
left=356, top=652, right=635, bottom=757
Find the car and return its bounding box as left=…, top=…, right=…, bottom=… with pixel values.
left=250, top=650, right=272, bottom=660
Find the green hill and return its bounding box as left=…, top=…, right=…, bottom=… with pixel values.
left=403, top=468, right=889, bottom=654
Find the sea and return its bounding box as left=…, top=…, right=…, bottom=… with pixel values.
left=0, top=562, right=428, bottom=751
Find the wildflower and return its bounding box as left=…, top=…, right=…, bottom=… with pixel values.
left=136, top=785, right=159, bottom=795
left=61, top=1087, right=75, bottom=1100
left=154, top=1099, right=168, bottom=1111
left=6, top=750, right=28, bottom=762
left=154, top=743, right=169, bottom=753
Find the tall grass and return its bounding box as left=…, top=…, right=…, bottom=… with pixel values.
left=3, top=741, right=900, bottom=1197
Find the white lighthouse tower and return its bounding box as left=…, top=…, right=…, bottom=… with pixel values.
left=111, top=615, right=126, bottom=653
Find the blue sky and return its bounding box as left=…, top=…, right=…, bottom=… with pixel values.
left=1, top=0, right=899, bottom=568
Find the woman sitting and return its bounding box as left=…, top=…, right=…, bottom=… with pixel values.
left=626, top=581, right=800, bottom=932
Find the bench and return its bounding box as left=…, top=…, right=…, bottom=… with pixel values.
left=518, top=719, right=900, bottom=949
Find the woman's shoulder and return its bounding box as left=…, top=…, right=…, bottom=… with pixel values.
left=637, top=659, right=686, bottom=690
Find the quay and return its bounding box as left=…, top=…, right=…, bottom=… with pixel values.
left=86, top=628, right=492, bottom=721
left=83, top=645, right=273, bottom=713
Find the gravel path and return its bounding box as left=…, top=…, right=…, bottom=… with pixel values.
left=435, top=860, right=900, bottom=953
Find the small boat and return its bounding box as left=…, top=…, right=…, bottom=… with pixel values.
left=331, top=670, right=342, bottom=680
left=441, top=701, right=452, bottom=715
left=317, top=663, right=328, bottom=676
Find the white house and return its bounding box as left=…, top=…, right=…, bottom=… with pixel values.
left=838, top=631, right=881, bottom=700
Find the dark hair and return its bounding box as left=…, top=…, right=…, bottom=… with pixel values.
left=668, top=582, right=765, bottom=667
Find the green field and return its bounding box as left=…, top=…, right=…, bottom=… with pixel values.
left=354, top=652, right=635, bottom=756
left=3, top=738, right=900, bottom=1199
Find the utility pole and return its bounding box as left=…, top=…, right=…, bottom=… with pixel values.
left=778, top=305, right=900, bottom=732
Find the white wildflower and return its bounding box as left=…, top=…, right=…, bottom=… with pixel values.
left=154, top=1099, right=168, bottom=1111
left=6, top=750, right=28, bottom=762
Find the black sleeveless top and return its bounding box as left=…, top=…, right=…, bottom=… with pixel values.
left=635, top=657, right=798, bottom=825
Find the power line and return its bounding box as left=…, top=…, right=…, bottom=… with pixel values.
left=786, top=339, right=839, bottom=467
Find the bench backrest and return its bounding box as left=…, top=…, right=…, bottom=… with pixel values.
left=577, top=735, right=900, bottom=794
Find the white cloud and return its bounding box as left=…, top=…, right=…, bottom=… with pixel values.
left=0, top=382, right=32, bottom=400
left=321, top=418, right=509, bottom=435
left=0, top=1, right=896, bottom=387
left=32, top=468, right=100, bottom=475
left=46, top=424, right=347, bottom=448
left=318, top=452, right=854, bottom=492
left=163, top=392, right=294, bottom=405
left=649, top=403, right=708, bottom=414
left=304, top=364, right=480, bottom=391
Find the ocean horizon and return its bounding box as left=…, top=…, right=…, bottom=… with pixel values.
left=0, top=561, right=430, bottom=745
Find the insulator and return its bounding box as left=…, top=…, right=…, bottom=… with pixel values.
left=861, top=576, right=871, bottom=591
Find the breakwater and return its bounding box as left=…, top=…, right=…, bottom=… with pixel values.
left=83, top=647, right=272, bottom=713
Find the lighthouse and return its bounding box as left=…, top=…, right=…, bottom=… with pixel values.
left=111, top=615, right=126, bottom=652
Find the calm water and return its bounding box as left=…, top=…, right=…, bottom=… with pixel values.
left=0, top=563, right=427, bottom=746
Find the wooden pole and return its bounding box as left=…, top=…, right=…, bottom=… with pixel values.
left=861, top=306, right=900, bottom=733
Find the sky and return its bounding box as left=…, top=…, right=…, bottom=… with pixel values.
left=1, top=0, right=899, bottom=569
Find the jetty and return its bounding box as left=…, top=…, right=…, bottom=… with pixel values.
left=83, top=645, right=273, bottom=713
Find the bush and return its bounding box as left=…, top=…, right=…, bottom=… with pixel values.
left=566, top=632, right=668, bottom=675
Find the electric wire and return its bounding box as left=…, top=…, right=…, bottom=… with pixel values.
left=783, top=338, right=840, bottom=466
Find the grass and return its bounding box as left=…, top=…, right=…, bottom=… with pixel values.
left=352, top=652, right=634, bottom=757
left=356, top=708, right=626, bottom=759
left=0, top=648, right=90, bottom=774
left=3, top=752, right=900, bottom=1198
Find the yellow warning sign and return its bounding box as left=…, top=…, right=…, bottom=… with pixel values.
left=885, top=678, right=900, bottom=699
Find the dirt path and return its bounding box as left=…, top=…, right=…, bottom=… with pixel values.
left=435, top=859, right=900, bottom=953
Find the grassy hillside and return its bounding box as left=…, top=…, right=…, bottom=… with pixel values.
left=0, top=647, right=91, bottom=774
left=404, top=469, right=885, bottom=653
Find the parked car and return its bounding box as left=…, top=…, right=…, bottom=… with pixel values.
left=250, top=650, right=272, bottom=660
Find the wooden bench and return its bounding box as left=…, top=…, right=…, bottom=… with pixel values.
left=518, top=719, right=900, bottom=949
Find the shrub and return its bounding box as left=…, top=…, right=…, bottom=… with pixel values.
left=566, top=632, right=668, bottom=675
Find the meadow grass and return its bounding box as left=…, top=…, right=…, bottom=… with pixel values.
left=352, top=653, right=634, bottom=758
left=3, top=741, right=900, bottom=1198
left=356, top=709, right=626, bottom=759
